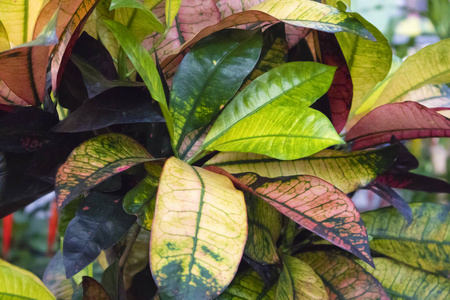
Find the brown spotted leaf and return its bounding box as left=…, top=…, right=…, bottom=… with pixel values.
left=298, top=251, right=388, bottom=300
left=206, top=167, right=373, bottom=267
left=150, top=157, right=247, bottom=299
left=82, top=277, right=112, bottom=300
left=55, top=133, right=155, bottom=211
left=346, top=101, right=450, bottom=150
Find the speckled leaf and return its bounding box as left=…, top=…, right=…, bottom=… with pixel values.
left=317, top=31, right=353, bottom=133
left=346, top=101, right=450, bottom=150
left=171, top=29, right=263, bottom=160
left=55, top=133, right=154, bottom=211
left=202, top=62, right=341, bottom=161
left=375, top=172, right=450, bottom=193
left=298, top=251, right=388, bottom=300
left=223, top=170, right=373, bottom=266
left=123, top=162, right=162, bottom=230
left=362, top=202, right=450, bottom=274
left=205, top=145, right=398, bottom=193
left=244, top=193, right=282, bottom=265
left=217, top=269, right=275, bottom=300
left=0, top=258, right=55, bottom=300
left=361, top=258, right=450, bottom=300
left=276, top=255, right=328, bottom=300
left=150, top=157, right=247, bottom=299
left=82, top=277, right=111, bottom=300
left=63, top=192, right=136, bottom=278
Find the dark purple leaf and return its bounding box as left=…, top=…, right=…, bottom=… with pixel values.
left=376, top=172, right=450, bottom=193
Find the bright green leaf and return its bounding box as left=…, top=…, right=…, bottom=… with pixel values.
left=165, top=0, right=182, bottom=29
left=150, top=157, right=247, bottom=299
left=0, top=258, right=56, bottom=300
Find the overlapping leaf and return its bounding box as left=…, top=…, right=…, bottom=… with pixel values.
left=82, top=277, right=112, bottom=300
left=43, top=251, right=75, bottom=299
left=217, top=269, right=275, bottom=299
left=0, top=258, right=55, bottom=299
left=171, top=29, right=262, bottom=160
left=361, top=258, right=450, bottom=299
left=55, top=133, right=154, bottom=211
left=123, top=229, right=151, bottom=289
left=63, top=192, right=136, bottom=278
left=207, top=167, right=373, bottom=266
left=276, top=255, right=328, bottom=299
left=346, top=101, right=450, bottom=150
left=201, top=62, right=341, bottom=161
left=298, top=251, right=388, bottom=300
left=375, top=172, right=450, bottom=193
left=150, top=157, right=247, bottom=299
left=205, top=145, right=398, bottom=193
left=362, top=202, right=450, bottom=274
left=0, top=21, right=10, bottom=51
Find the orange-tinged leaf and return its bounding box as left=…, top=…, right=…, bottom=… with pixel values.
left=55, top=133, right=154, bottom=211
left=298, top=251, right=388, bottom=300
left=150, top=157, right=247, bottom=299
left=0, top=81, right=28, bottom=106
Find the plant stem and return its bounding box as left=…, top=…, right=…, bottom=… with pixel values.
left=119, top=225, right=141, bottom=270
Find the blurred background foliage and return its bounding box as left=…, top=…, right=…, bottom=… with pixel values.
left=1, top=0, right=449, bottom=278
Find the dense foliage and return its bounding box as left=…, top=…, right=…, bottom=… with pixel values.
left=0, top=0, right=450, bottom=299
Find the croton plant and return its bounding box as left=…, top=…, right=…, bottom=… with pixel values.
left=0, top=0, right=450, bottom=299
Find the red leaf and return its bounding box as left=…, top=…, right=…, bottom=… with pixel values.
left=0, top=81, right=29, bottom=106
left=317, top=31, right=352, bottom=133
left=47, top=199, right=58, bottom=256
left=376, top=172, right=450, bottom=193
left=346, top=101, right=450, bottom=150
left=204, top=166, right=374, bottom=267
left=2, top=214, right=13, bottom=258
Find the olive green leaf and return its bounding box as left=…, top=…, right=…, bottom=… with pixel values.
left=217, top=269, right=275, bottom=300
left=171, top=29, right=263, bottom=161
left=362, top=202, right=450, bottom=274
left=150, top=157, right=247, bottom=299
left=0, top=258, right=55, bottom=300
left=361, top=258, right=450, bottom=299
left=201, top=62, right=342, bottom=161
left=0, top=21, right=10, bottom=52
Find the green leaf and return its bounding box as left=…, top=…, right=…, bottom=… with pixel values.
left=102, top=19, right=173, bottom=137
left=0, top=258, right=55, bottom=300
left=165, top=0, right=182, bottom=30
left=205, top=145, right=398, bottom=193
left=217, top=269, right=275, bottom=300
left=202, top=62, right=340, bottom=161
left=276, top=256, right=328, bottom=300
left=171, top=29, right=263, bottom=160
left=55, top=133, right=154, bottom=211
left=244, top=193, right=282, bottom=265
left=369, top=38, right=450, bottom=111
left=298, top=251, right=388, bottom=299
left=63, top=192, right=136, bottom=278
left=361, top=258, right=450, bottom=299
left=362, top=202, right=450, bottom=275
left=150, top=157, right=247, bottom=299
left=58, top=196, right=84, bottom=237
left=123, top=162, right=162, bottom=230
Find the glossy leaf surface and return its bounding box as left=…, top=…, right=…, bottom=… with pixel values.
left=298, top=251, right=388, bottom=300
left=276, top=255, right=328, bottom=300
left=205, top=145, right=398, bottom=193
left=171, top=29, right=262, bottom=160
left=362, top=202, right=450, bottom=274
left=346, top=101, right=450, bottom=150
left=217, top=269, right=275, bottom=300
left=0, top=258, right=55, bottom=299
left=63, top=192, right=136, bottom=278
left=202, top=62, right=340, bottom=160
left=362, top=258, right=450, bottom=299
left=55, top=133, right=154, bottom=211
left=150, top=157, right=247, bottom=299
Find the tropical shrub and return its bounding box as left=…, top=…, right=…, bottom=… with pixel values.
left=0, top=0, right=450, bottom=299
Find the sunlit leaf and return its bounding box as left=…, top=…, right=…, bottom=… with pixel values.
left=244, top=193, right=282, bottom=265
left=43, top=251, right=75, bottom=299
left=276, top=255, right=328, bottom=300
left=171, top=29, right=262, bottom=160
left=0, top=258, right=55, bottom=299
left=361, top=258, right=450, bottom=299
left=362, top=202, right=450, bottom=274
left=82, top=276, right=112, bottom=300
left=346, top=101, right=450, bottom=150
left=165, top=0, right=182, bottom=30
left=202, top=62, right=341, bottom=161
left=217, top=269, right=275, bottom=300
left=55, top=133, right=154, bottom=211
left=298, top=251, right=388, bottom=300
left=205, top=145, right=398, bottom=193
left=63, top=192, right=136, bottom=278
left=150, top=157, right=247, bottom=299
left=206, top=167, right=373, bottom=266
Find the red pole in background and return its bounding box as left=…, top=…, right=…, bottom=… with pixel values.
left=47, top=199, right=58, bottom=256
left=2, top=214, right=13, bottom=259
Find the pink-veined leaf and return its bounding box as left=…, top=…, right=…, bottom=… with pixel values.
left=346, top=101, right=450, bottom=150
left=0, top=81, right=29, bottom=106
left=205, top=166, right=374, bottom=267
left=55, top=133, right=155, bottom=211
left=375, top=172, right=450, bottom=194
left=317, top=31, right=352, bottom=133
